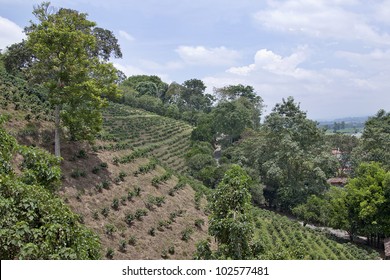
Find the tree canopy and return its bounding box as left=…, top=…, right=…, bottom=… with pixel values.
left=13, top=2, right=122, bottom=156
left=352, top=109, right=390, bottom=171
left=204, top=165, right=255, bottom=259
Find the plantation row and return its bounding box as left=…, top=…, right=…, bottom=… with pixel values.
left=66, top=149, right=208, bottom=259
left=0, top=69, right=52, bottom=122
left=97, top=102, right=193, bottom=173
left=253, top=208, right=380, bottom=260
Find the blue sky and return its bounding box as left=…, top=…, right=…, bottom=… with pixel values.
left=1, top=0, right=390, bottom=120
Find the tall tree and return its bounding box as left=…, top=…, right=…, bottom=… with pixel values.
left=208, top=165, right=254, bottom=259
left=352, top=109, right=390, bottom=171
left=24, top=2, right=121, bottom=156
left=258, top=97, right=338, bottom=210
left=214, top=84, right=263, bottom=130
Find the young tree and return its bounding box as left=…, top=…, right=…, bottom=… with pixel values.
left=208, top=165, right=254, bottom=259
left=25, top=2, right=121, bottom=157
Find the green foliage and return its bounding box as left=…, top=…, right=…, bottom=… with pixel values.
left=181, top=227, right=194, bottom=241
left=207, top=165, right=255, bottom=259
left=125, top=213, right=135, bottom=226
left=111, top=198, right=119, bottom=210
left=345, top=162, right=390, bottom=238
left=0, top=174, right=101, bottom=259
left=119, top=239, right=127, bottom=252
left=212, top=100, right=252, bottom=144
left=252, top=208, right=379, bottom=260
left=134, top=158, right=157, bottom=175
left=135, top=208, right=147, bottom=220
left=128, top=235, right=137, bottom=246
left=352, top=109, right=390, bottom=171
left=151, top=171, right=172, bottom=187
left=105, top=248, right=114, bottom=259
left=293, top=162, right=390, bottom=243
left=194, top=218, right=205, bottom=228
left=104, top=224, right=116, bottom=236
left=222, top=97, right=338, bottom=211
left=70, top=169, right=86, bottom=179
left=0, top=121, right=100, bottom=259
left=19, top=146, right=61, bottom=192
left=148, top=227, right=156, bottom=236
left=101, top=207, right=110, bottom=218
left=168, top=245, right=175, bottom=255
left=24, top=2, right=121, bottom=149
left=0, top=115, right=18, bottom=174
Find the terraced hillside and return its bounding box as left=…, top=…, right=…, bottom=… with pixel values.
left=95, top=102, right=193, bottom=174
left=57, top=102, right=212, bottom=259
left=253, top=208, right=380, bottom=260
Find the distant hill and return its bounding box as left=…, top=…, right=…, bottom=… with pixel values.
left=317, top=116, right=368, bottom=135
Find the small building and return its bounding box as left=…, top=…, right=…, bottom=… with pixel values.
left=385, top=238, right=390, bottom=260
left=327, top=177, right=348, bottom=187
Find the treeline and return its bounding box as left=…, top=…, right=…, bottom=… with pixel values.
left=116, top=73, right=390, bottom=249
left=293, top=110, right=390, bottom=246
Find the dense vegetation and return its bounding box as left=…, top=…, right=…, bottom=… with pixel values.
left=1, top=2, right=388, bottom=260
left=0, top=116, right=101, bottom=259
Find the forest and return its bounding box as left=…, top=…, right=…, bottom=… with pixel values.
left=0, top=2, right=389, bottom=260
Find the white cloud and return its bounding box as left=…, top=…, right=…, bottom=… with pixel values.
left=227, top=46, right=314, bottom=79
left=336, top=49, right=390, bottom=71
left=254, top=0, right=390, bottom=45
left=175, top=45, right=241, bottom=66
left=374, top=0, right=390, bottom=25
left=203, top=46, right=390, bottom=119
left=118, top=30, right=135, bottom=42
left=0, top=16, right=25, bottom=51
left=113, top=63, right=145, bottom=77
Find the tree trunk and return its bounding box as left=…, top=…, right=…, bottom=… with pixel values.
left=54, top=105, right=61, bottom=158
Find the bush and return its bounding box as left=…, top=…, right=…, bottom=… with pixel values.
left=128, top=236, right=137, bottom=246
left=92, top=166, right=100, bottom=174
left=195, top=218, right=205, bottom=228
left=111, top=198, right=119, bottom=210
left=125, top=213, right=135, bottom=226
left=135, top=208, right=147, bottom=220
left=101, top=207, right=110, bottom=218
left=148, top=227, right=155, bottom=236
left=161, top=248, right=168, bottom=259
left=70, top=169, right=86, bottom=178
left=106, top=248, right=114, bottom=259
left=133, top=186, right=141, bottom=196
left=181, top=227, right=193, bottom=241
left=168, top=245, right=175, bottom=255
left=105, top=224, right=116, bottom=236
left=92, top=211, right=99, bottom=220
left=119, top=240, right=127, bottom=252
left=127, top=191, right=135, bottom=201
left=102, top=180, right=110, bottom=189
left=95, top=183, right=103, bottom=193
left=76, top=149, right=88, bottom=159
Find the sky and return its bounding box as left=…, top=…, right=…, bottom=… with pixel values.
left=1, top=0, right=390, bottom=120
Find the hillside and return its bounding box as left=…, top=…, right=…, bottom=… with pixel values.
left=0, top=67, right=380, bottom=260
left=57, top=103, right=211, bottom=259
